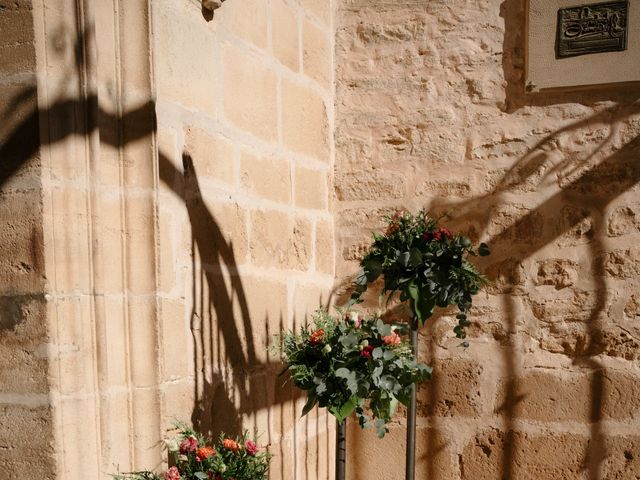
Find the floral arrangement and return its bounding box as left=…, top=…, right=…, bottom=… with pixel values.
left=275, top=310, right=432, bottom=438
left=113, top=424, right=270, bottom=480
left=350, top=210, right=489, bottom=344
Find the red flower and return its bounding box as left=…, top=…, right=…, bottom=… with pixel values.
left=245, top=439, right=259, bottom=456
left=196, top=446, right=216, bottom=461
left=179, top=436, right=198, bottom=454
left=360, top=345, right=374, bottom=359
left=439, top=227, right=453, bottom=240
left=223, top=438, right=240, bottom=453
left=308, top=329, right=325, bottom=345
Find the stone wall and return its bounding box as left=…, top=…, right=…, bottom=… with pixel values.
left=0, top=0, right=335, bottom=479
left=335, top=0, right=640, bottom=479
left=154, top=1, right=336, bottom=479
left=0, top=1, right=53, bottom=479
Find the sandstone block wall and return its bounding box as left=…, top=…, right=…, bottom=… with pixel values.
left=0, top=0, right=336, bottom=479
left=0, top=1, right=53, bottom=478
left=154, top=2, right=336, bottom=479
left=335, top=1, right=640, bottom=479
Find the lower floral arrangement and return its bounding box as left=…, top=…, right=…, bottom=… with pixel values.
left=113, top=424, right=271, bottom=480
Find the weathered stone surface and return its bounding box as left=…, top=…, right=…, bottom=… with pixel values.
left=223, top=44, right=278, bottom=142
left=608, top=205, right=640, bottom=237
left=461, top=429, right=589, bottom=479
left=271, top=0, right=299, bottom=71
left=602, top=435, right=640, bottom=480
left=603, top=248, right=640, bottom=279
left=282, top=79, right=329, bottom=161
left=496, top=369, right=591, bottom=422
left=303, top=17, right=331, bottom=87
left=535, top=259, right=578, bottom=290
left=241, top=152, right=291, bottom=204
left=335, top=171, right=406, bottom=201
left=417, top=358, right=483, bottom=418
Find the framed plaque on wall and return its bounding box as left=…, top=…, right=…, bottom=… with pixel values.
left=526, top=0, right=640, bottom=91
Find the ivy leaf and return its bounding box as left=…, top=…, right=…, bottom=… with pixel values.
left=383, top=349, right=396, bottom=361
left=409, top=247, right=423, bottom=266
left=336, top=368, right=358, bottom=394
left=302, top=392, right=317, bottom=416
left=340, top=332, right=359, bottom=348
left=331, top=397, right=359, bottom=422
left=478, top=242, right=490, bottom=256
left=362, top=259, right=383, bottom=282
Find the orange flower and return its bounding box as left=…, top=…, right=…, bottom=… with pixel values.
left=223, top=438, right=240, bottom=453
left=196, top=446, right=216, bottom=461
left=308, top=329, right=325, bottom=345
left=383, top=332, right=401, bottom=346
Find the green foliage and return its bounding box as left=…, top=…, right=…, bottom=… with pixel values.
left=350, top=210, right=489, bottom=340
left=274, top=310, right=432, bottom=438
left=113, top=424, right=271, bottom=480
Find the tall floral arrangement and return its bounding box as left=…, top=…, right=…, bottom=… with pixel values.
left=350, top=210, right=489, bottom=343
left=275, top=310, right=432, bottom=438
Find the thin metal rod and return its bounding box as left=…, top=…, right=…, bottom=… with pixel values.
left=405, top=316, right=419, bottom=480
left=336, top=419, right=347, bottom=480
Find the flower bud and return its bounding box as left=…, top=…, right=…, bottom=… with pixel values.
left=322, top=344, right=332, bottom=354
left=360, top=340, right=369, bottom=348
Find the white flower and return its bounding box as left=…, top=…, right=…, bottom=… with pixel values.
left=165, top=437, right=179, bottom=452
left=322, top=344, right=332, bottom=354
left=219, top=463, right=227, bottom=473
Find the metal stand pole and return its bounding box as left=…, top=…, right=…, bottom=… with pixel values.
left=405, top=316, right=418, bottom=480
left=336, top=419, right=346, bottom=480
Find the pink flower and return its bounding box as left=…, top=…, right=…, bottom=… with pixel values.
left=165, top=466, right=180, bottom=480
left=179, top=435, right=198, bottom=454
left=245, top=439, right=259, bottom=456
left=383, top=332, right=401, bottom=346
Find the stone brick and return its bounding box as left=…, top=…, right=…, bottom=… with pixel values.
left=315, top=219, right=334, bottom=275
left=0, top=294, right=48, bottom=394
left=417, top=357, right=483, bottom=417
left=232, top=276, right=289, bottom=363
left=185, top=127, right=235, bottom=185
left=161, top=299, right=190, bottom=381
left=415, top=179, right=473, bottom=198
left=495, top=370, right=590, bottom=422
left=300, top=0, right=331, bottom=24
left=271, top=0, right=299, bottom=72
left=484, top=258, right=526, bottom=294
left=292, top=282, right=327, bottom=325
left=624, top=294, right=640, bottom=319
left=217, top=0, right=268, bottom=50
left=155, top=1, right=217, bottom=115
left=0, top=404, right=54, bottom=478
left=335, top=171, right=406, bottom=201
left=556, top=205, right=594, bottom=246
left=603, top=248, right=640, bottom=279
left=249, top=210, right=312, bottom=270
left=241, top=151, right=291, bottom=204
left=195, top=201, right=249, bottom=265
left=303, top=17, right=331, bottom=87
left=602, top=435, right=640, bottom=480
left=294, top=165, right=326, bottom=210
left=608, top=205, right=640, bottom=237
left=346, top=424, right=458, bottom=480
left=529, top=289, right=598, bottom=324
left=601, top=370, right=640, bottom=420
left=461, top=430, right=589, bottom=479
left=535, top=259, right=579, bottom=290
left=223, top=45, right=278, bottom=142
left=0, top=192, right=44, bottom=295
left=282, top=79, right=329, bottom=161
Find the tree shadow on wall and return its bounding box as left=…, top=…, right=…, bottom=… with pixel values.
left=0, top=30, right=328, bottom=480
